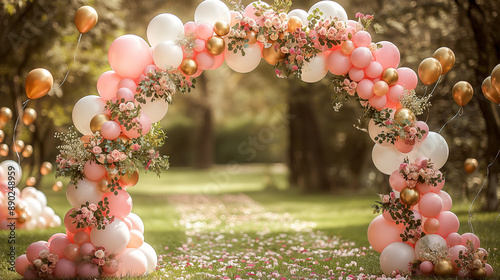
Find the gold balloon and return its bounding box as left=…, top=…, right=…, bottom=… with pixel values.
left=0, top=107, right=13, bottom=123
left=90, top=113, right=111, bottom=133
left=341, top=40, right=355, bottom=55
left=452, top=81, right=474, bottom=106
left=400, top=187, right=420, bottom=206
left=206, top=36, right=226, bottom=56
left=17, top=212, right=29, bottom=224
left=25, top=68, right=53, bottom=99
left=433, top=259, right=454, bottom=276
left=245, top=31, right=257, bottom=45
left=22, top=108, right=37, bottom=125
left=432, top=47, right=455, bottom=74
left=394, top=108, right=416, bottom=126
left=418, top=57, right=442, bottom=85
left=213, top=21, right=230, bottom=36
left=40, top=162, right=53, bottom=175
left=464, top=158, right=479, bottom=174
left=22, top=145, right=33, bottom=157
left=14, top=140, right=25, bottom=153
left=0, top=144, right=8, bottom=156
left=381, top=68, right=399, bottom=86
left=471, top=267, right=487, bottom=279
left=52, top=181, right=64, bottom=192
left=490, top=64, right=500, bottom=93
left=180, top=58, right=198, bottom=76
left=373, top=81, right=389, bottom=97
left=26, top=177, right=37, bottom=187
left=119, top=169, right=139, bottom=188
left=16, top=201, right=27, bottom=212
left=97, top=177, right=112, bottom=193
left=481, top=76, right=500, bottom=104
left=287, top=16, right=303, bottom=32
left=0, top=130, right=4, bottom=143
left=262, top=42, right=285, bottom=65
left=74, top=6, right=98, bottom=33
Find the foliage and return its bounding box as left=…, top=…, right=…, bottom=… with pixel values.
left=136, top=69, right=196, bottom=106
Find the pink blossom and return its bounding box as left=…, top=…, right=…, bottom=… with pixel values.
left=88, top=204, right=98, bottom=212
left=119, top=103, right=127, bottom=112
left=296, top=55, right=304, bottom=61
left=319, top=27, right=327, bottom=36
left=335, top=21, right=345, bottom=29
left=355, top=12, right=364, bottom=18
left=107, top=154, right=114, bottom=163
left=95, top=249, right=105, bottom=259
left=365, top=14, right=374, bottom=20
left=248, top=18, right=256, bottom=27
left=47, top=254, right=58, bottom=263
left=382, top=195, right=390, bottom=204
left=40, top=264, right=48, bottom=272
left=264, top=19, right=272, bottom=28
left=291, top=65, right=298, bottom=71
left=33, top=259, right=43, bottom=267
left=126, top=102, right=135, bottom=110
left=98, top=154, right=106, bottom=164
left=92, top=146, right=102, bottom=154
left=281, top=46, right=289, bottom=54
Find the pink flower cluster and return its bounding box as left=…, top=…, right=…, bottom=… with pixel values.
left=72, top=204, right=111, bottom=229
left=398, top=123, right=420, bottom=145
left=29, top=250, right=58, bottom=279
left=399, top=158, right=442, bottom=188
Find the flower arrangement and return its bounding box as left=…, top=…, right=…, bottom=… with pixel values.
left=55, top=128, right=91, bottom=183
left=398, top=157, right=443, bottom=188
left=28, top=250, right=58, bottom=279
left=106, top=100, right=143, bottom=135
left=70, top=200, right=113, bottom=230
left=372, top=191, right=424, bottom=243
left=371, top=109, right=427, bottom=146
left=82, top=246, right=117, bottom=273
left=136, top=69, right=195, bottom=105
left=456, top=240, right=489, bottom=277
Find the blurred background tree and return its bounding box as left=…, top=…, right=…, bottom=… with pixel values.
left=1, top=0, right=498, bottom=209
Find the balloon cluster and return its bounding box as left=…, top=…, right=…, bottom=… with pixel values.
left=481, top=64, right=500, bottom=104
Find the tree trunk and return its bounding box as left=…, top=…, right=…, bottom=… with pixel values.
left=193, top=74, right=214, bottom=169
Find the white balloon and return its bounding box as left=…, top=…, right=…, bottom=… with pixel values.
left=42, top=206, right=55, bottom=223
left=116, top=248, right=148, bottom=277
left=35, top=190, right=47, bottom=206
left=138, top=242, right=157, bottom=273
left=288, top=9, right=309, bottom=26
left=51, top=215, right=62, bottom=227
left=301, top=53, right=328, bottom=83
left=36, top=216, right=47, bottom=229
left=91, top=219, right=130, bottom=254
left=308, top=1, right=348, bottom=22
left=66, top=178, right=104, bottom=208
left=415, top=234, right=447, bottom=260
left=1, top=160, right=22, bottom=187
left=140, top=96, right=169, bottom=123
left=224, top=43, right=261, bottom=73
left=25, top=218, right=37, bottom=230
left=72, top=95, right=107, bottom=135
left=410, top=132, right=449, bottom=169
left=147, top=14, right=184, bottom=48
left=21, top=186, right=37, bottom=199
left=244, top=1, right=270, bottom=19
left=372, top=144, right=408, bottom=175
left=126, top=212, right=145, bottom=233
left=24, top=197, right=42, bottom=219
left=380, top=242, right=415, bottom=275
left=368, top=119, right=391, bottom=146
left=153, top=41, right=183, bottom=70
left=194, top=0, right=231, bottom=25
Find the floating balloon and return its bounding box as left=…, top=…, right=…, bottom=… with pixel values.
left=25, top=68, right=53, bottom=99
left=481, top=77, right=500, bottom=104
left=464, top=158, right=478, bottom=174
left=452, top=81, right=474, bottom=106
left=490, top=64, right=500, bottom=93
left=74, top=6, right=98, bottom=33
left=22, top=108, right=37, bottom=125
left=432, top=47, right=455, bottom=74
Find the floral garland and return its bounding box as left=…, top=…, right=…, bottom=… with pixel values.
left=371, top=109, right=427, bottom=146
left=398, top=157, right=443, bottom=188
left=70, top=201, right=113, bottom=230
left=136, top=68, right=196, bottom=105
left=27, top=250, right=59, bottom=279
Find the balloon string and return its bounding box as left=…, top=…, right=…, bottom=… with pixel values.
left=52, top=33, right=82, bottom=90
left=427, top=75, right=442, bottom=99
left=13, top=100, right=30, bottom=166
left=437, top=106, right=463, bottom=134
left=471, top=148, right=500, bottom=232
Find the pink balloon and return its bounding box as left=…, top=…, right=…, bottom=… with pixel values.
left=127, top=213, right=145, bottom=233
left=193, top=39, right=206, bottom=53
left=446, top=232, right=462, bottom=247
left=190, top=67, right=203, bottom=78
left=196, top=51, right=215, bottom=70
left=389, top=170, right=406, bottom=192
left=369, top=95, right=387, bottom=110
left=416, top=182, right=431, bottom=195
left=54, top=258, right=77, bottom=279
left=367, top=215, right=404, bottom=253
left=430, top=170, right=445, bottom=193
left=15, top=254, right=30, bottom=276
left=196, top=23, right=213, bottom=40
left=327, top=50, right=352, bottom=75
left=419, top=260, right=433, bottom=274
left=373, top=41, right=400, bottom=69
left=396, top=67, right=418, bottom=90
left=461, top=232, right=480, bottom=248
left=118, top=79, right=137, bottom=93
left=66, top=230, right=75, bottom=243
left=103, top=259, right=119, bottom=275
left=416, top=121, right=429, bottom=139
left=103, top=190, right=133, bottom=219
left=84, top=161, right=107, bottom=182
left=26, top=241, right=50, bottom=263
left=121, top=113, right=152, bottom=139
left=382, top=211, right=397, bottom=223
left=48, top=233, right=67, bottom=243
left=394, top=137, right=414, bottom=153
left=352, top=31, right=372, bottom=47
left=49, top=236, right=71, bottom=258
left=77, top=262, right=100, bottom=278
left=449, top=245, right=467, bottom=270
left=365, top=61, right=383, bottom=79
left=350, top=47, right=373, bottom=69
left=143, top=64, right=157, bottom=75
left=387, top=85, right=404, bottom=103
left=79, top=243, right=95, bottom=256
left=244, top=3, right=259, bottom=20
left=108, top=35, right=153, bottom=79
left=101, top=121, right=122, bottom=140
left=349, top=67, right=365, bottom=81
left=485, top=263, right=493, bottom=277
left=437, top=190, right=452, bottom=211
left=435, top=211, right=460, bottom=239
left=210, top=53, right=225, bottom=70
left=123, top=217, right=133, bottom=230
left=23, top=268, right=37, bottom=280
left=184, top=21, right=197, bottom=35
left=357, top=79, right=374, bottom=99
left=97, top=71, right=121, bottom=100
left=116, top=87, right=135, bottom=102
left=116, top=248, right=148, bottom=277
left=64, top=208, right=86, bottom=234
left=418, top=193, right=443, bottom=218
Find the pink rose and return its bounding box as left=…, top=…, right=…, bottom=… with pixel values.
left=88, top=204, right=98, bottom=212
left=40, top=264, right=48, bottom=272
left=92, top=146, right=102, bottom=154
left=95, top=249, right=105, bottom=259
left=382, top=195, right=390, bottom=204
left=98, top=154, right=106, bottom=164
left=119, top=103, right=127, bottom=112
left=126, top=102, right=135, bottom=110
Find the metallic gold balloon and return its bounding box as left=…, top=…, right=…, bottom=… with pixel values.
left=22, top=145, right=33, bottom=157
left=26, top=176, right=37, bottom=187
left=418, top=57, right=442, bottom=85
left=17, top=212, right=28, bottom=224
left=245, top=31, right=257, bottom=45
left=14, top=140, right=25, bottom=153
left=90, top=113, right=111, bottom=133
left=341, top=40, right=355, bottom=55
left=119, top=169, right=139, bottom=188
left=40, top=162, right=53, bottom=175
left=206, top=36, right=225, bottom=56
left=97, top=177, right=112, bottom=193
left=481, top=76, right=500, bottom=104
left=180, top=58, right=198, bottom=76
left=213, top=21, right=230, bottom=36
left=432, top=47, right=455, bottom=74
left=52, top=181, right=64, bottom=192
left=433, top=259, right=454, bottom=276
left=0, top=143, right=8, bottom=156
left=22, top=108, right=37, bottom=125
left=394, top=108, right=416, bottom=126
left=373, top=81, right=389, bottom=96
left=25, top=68, right=53, bottom=99
left=0, top=130, right=4, bottom=143
left=381, top=68, right=399, bottom=86
left=287, top=16, right=303, bottom=32
left=471, top=267, right=487, bottom=279
left=262, top=42, right=285, bottom=65
left=452, top=81, right=474, bottom=106
left=0, top=107, right=13, bottom=123
left=400, top=187, right=420, bottom=206
left=490, top=64, right=500, bottom=93
left=464, top=158, right=479, bottom=174
left=16, top=201, right=27, bottom=212
left=74, top=6, right=98, bottom=33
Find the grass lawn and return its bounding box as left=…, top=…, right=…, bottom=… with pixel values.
left=0, top=165, right=498, bottom=279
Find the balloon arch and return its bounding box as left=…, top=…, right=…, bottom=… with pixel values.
left=13, top=0, right=498, bottom=278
